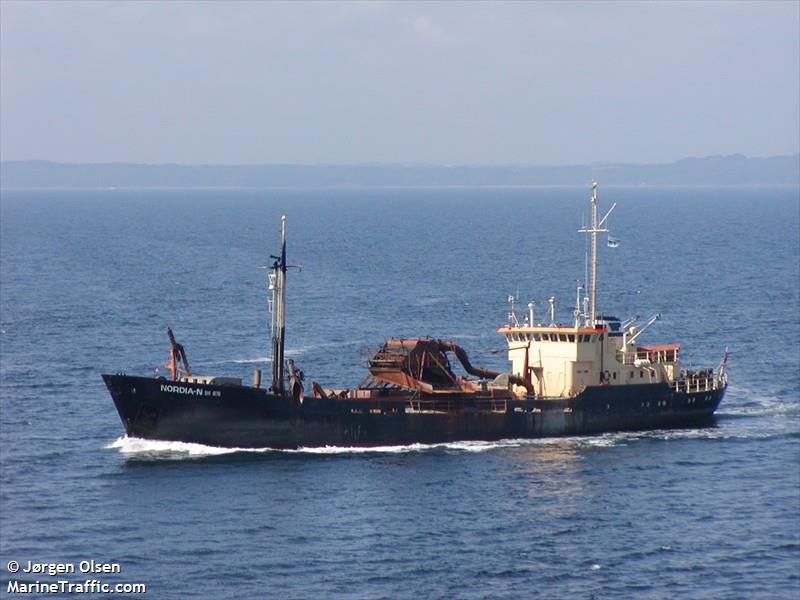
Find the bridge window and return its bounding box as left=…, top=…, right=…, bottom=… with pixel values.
left=568, top=334, right=575, bottom=342
left=533, top=333, right=541, bottom=341
left=558, top=334, right=567, bottom=342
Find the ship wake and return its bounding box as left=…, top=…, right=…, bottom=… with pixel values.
left=103, top=423, right=794, bottom=460
left=105, top=435, right=531, bottom=458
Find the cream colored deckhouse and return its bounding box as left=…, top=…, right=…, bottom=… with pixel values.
left=499, top=320, right=682, bottom=398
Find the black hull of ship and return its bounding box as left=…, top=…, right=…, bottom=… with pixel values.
left=103, top=374, right=726, bottom=449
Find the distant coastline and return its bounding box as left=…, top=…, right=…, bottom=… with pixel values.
left=1, top=154, right=798, bottom=189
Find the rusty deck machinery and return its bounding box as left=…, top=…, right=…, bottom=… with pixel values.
left=366, top=338, right=533, bottom=395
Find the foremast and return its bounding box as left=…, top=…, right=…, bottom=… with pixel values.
left=269, top=216, right=288, bottom=394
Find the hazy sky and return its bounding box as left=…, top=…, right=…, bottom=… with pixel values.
left=1, top=1, right=798, bottom=165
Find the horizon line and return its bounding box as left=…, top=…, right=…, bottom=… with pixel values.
left=2, top=152, right=799, bottom=169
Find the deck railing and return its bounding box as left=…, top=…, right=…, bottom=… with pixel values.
left=673, top=372, right=725, bottom=393
left=616, top=348, right=679, bottom=365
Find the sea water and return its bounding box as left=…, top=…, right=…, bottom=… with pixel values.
left=1, top=186, right=798, bottom=598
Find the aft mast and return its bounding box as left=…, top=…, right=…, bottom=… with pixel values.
left=269, top=216, right=288, bottom=394
left=578, top=182, right=615, bottom=326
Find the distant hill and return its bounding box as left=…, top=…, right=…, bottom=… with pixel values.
left=1, top=154, right=798, bottom=188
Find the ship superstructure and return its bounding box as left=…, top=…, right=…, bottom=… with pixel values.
left=500, top=316, right=724, bottom=399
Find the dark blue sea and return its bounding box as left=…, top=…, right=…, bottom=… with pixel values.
left=1, top=186, right=798, bottom=599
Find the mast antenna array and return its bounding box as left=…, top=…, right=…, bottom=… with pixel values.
left=578, top=182, right=616, bottom=327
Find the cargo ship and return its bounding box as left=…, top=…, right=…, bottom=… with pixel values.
left=103, top=184, right=728, bottom=448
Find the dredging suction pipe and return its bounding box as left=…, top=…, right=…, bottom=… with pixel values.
left=436, top=340, right=534, bottom=395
